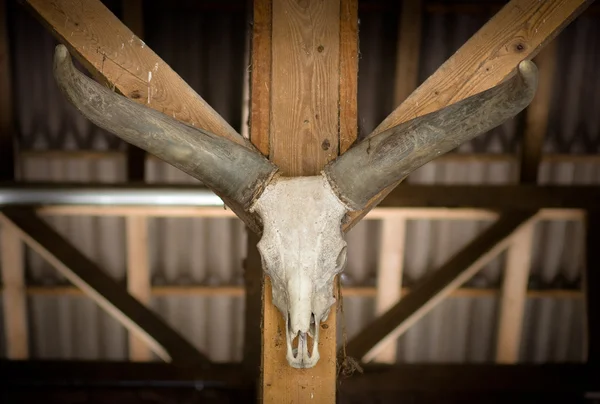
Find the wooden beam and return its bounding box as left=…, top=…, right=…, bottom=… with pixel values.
left=126, top=216, right=152, bottom=361
left=342, top=0, right=592, bottom=231
left=242, top=230, right=262, bottom=375
left=496, top=42, right=557, bottom=363
left=585, top=211, right=600, bottom=364
left=371, top=0, right=422, bottom=364
left=249, top=0, right=358, bottom=401
left=2, top=361, right=598, bottom=399
left=0, top=222, right=28, bottom=359
left=122, top=0, right=146, bottom=182
left=2, top=284, right=584, bottom=300
left=32, top=204, right=583, bottom=222
left=345, top=211, right=538, bottom=362
left=495, top=223, right=535, bottom=363
left=19, top=149, right=600, bottom=165
left=373, top=217, right=406, bottom=363
left=0, top=207, right=210, bottom=366
left=377, top=185, right=600, bottom=210
left=22, top=0, right=261, bottom=233
left=0, top=0, right=15, bottom=181
left=338, top=364, right=599, bottom=396
left=519, top=42, right=558, bottom=183
left=393, top=0, right=423, bottom=106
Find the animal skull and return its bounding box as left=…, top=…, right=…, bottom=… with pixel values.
left=250, top=175, right=349, bottom=368
left=52, top=44, right=538, bottom=368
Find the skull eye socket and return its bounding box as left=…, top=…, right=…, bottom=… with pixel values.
left=336, top=246, right=347, bottom=270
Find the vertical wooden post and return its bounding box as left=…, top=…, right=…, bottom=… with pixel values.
left=373, top=0, right=422, bottom=364
left=0, top=0, right=27, bottom=358
left=126, top=215, right=152, bottom=361
left=393, top=0, right=423, bottom=106
left=122, top=0, right=146, bottom=182
left=249, top=0, right=358, bottom=401
left=374, top=217, right=406, bottom=363
left=1, top=223, right=28, bottom=359
left=495, top=42, right=557, bottom=363
left=585, top=211, right=600, bottom=364
left=0, top=0, right=15, bottom=180
left=122, top=0, right=150, bottom=360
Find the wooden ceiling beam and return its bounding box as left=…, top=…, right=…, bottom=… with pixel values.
left=21, top=0, right=261, bottom=233
left=342, top=0, right=593, bottom=232
left=344, top=211, right=538, bottom=363
left=0, top=207, right=210, bottom=366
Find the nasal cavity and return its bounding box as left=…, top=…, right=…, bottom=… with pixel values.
left=289, top=313, right=317, bottom=358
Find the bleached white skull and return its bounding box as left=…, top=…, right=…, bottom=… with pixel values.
left=250, top=175, right=349, bottom=368
left=54, top=45, right=538, bottom=368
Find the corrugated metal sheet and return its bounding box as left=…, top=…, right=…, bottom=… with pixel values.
left=1, top=2, right=598, bottom=363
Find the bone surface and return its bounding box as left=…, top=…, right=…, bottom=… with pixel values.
left=250, top=175, right=349, bottom=368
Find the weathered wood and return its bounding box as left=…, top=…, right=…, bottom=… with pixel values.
left=339, top=0, right=359, bottom=153
left=0, top=222, right=28, bottom=359
left=345, top=211, right=538, bottom=362
left=343, top=0, right=592, bottom=231
left=393, top=0, right=423, bottom=106
left=126, top=215, right=152, bottom=361
left=18, top=149, right=600, bottom=165
left=250, top=0, right=357, bottom=401
left=585, top=211, right=600, bottom=363
left=0, top=207, right=210, bottom=366
left=0, top=0, right=15, bottom=181
left=269, top=0, right=340, bottom=176
left=23, top=0, right=261, bottom=233
left=374, top=217, right=406, bottom=363
left=122, top=0, right=146, bottom=182
left=496, top=223, right=535, bottom=363
left=2, top=284, right=584, bottom=300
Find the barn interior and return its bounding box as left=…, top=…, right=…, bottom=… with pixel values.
left=0, top=0, right=599, bottom=403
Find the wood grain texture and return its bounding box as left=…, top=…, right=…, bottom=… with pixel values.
left=374, top=217, right=406, bottom=363
left=25, top=0, right=263, bottom=231
left=249, top=0, right=272, bottom=156
left=0, top=0, right=15, bottom=180
left=0, top=223, right=28, bottom=359
left=126, top=216, right=152, bottom=361
left=339, top=0, right=358, bottom=153
left=393, top=0, right=423, bottom=106
left=345, top=211, right=538, bottom=362
left=122, top=0, right=146, bottom=182
left=269, top=0, right=341, bottom=176
left=520, top=41, right=557, bottom=183
left=342, top=0, right=592, bottom=231
left=496, top=223, right=535, bottom=363
left=11, top=284, right=584, bottom=300
left=251, top=0, right=358, bottom=402
left=0, top=207, right=210, bottom=366
left=23, top=0, right=241, bottom=145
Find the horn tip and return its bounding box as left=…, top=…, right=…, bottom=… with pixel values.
left=54, top=44, right=69, bottom=60
left=517, top=59, right=538, bottom=79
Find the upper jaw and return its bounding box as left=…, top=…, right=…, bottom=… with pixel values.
left=285, top=314, right=321, bottom=369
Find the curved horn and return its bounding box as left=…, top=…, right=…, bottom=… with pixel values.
left=53, top=45, right=277, bottom=209
left=324, top=60, right=538, bottom=211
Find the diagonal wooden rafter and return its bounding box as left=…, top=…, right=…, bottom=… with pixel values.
left=22, top=0, right=262, bottom=234
left=344, top=211, right=539, bottom=363
left=342, top=0, right=593, bottom=232
left=0, top=207, right=210, bottom=366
